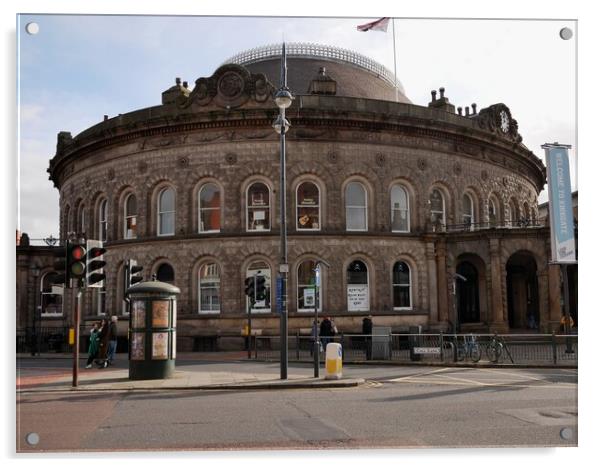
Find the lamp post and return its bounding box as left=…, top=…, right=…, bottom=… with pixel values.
left=30, top=265, right=40, bottom=356
left=312, top=260, right=331, bottom=378
left=273, top=43, right=293, bottom=380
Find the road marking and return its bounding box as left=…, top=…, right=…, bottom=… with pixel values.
left=388, top=367, right=451, bottom=382
left=387, top=377, right=576, bottom=389
left=474, top=367, right=550, bottom=382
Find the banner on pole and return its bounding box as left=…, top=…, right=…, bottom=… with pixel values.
left=543, top=144, right=576, bottom=263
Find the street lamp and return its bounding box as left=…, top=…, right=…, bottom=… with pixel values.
left=273, top=43, right=294, bottom=380
left=312, top=260, right=331, bottom=378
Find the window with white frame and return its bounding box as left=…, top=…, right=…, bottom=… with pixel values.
left=246, top=261, right=271, bottom=312
left=199, top=263, right=220, bottom=313
left=77, top=203, right=86, bottom=234
left=41, top=272, right=63, bottom=316
left=96, top=286, right=107, bottom=316
left=63, top=205, right=71, bottom=236
left=391, top=185, right=409, bottom=232
left=347, top=260, right=369, bottom=311
left=392, top=261, right=412, bottom=309
left=488, top=196, right=499, bottom=226
left=297, top=260, right=321, bottom=311
left=462, top=193, right=474, bottom=227
left=199, top=184, right=221, bottom=233
left=345, top=182, right=368, bottom=231
left=429, top=189, right=445, bottom=228
left=508, top=200, right=517, bottom=226
left=296, top=182, right=320, bottom=230
left=247, top=182, right=270, bottom=231
left=99, top=198, right=108, bottom=242
left=124, top=193, right=138, bottom=239
left=158, top=187, right=175, bottom=236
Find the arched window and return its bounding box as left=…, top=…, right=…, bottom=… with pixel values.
left=297, top=260, right=321, bottom=311
left=158, top=187, right=175, bottom=236
left=246, top=261, right=271, bottom=312
left=531, top=207, right=538, bottom=225
left=296, top=182, right=320, bottom=231
left=508, top=200, right=518, bottom=227
left=124, top=193, right=138, bottom=239
left=347, top=260, right=369, bottom=311
left=156, top=263, right=175, bottom=283
left=247, top=182, right=270, bottom=232
left=488, top=196, right=499, bottom=227
left=391, top=185, right=409, bottom=232
left=98, top=198, right=108, bottom=242
left=523, top=202, right=531, bottom=225
left=96, top=286, right=107, bottom=316
left=345, top=182, right=367, bottom=231
left=63, top=205, right=71, bottom=236
left=392, top=261, right=412, bottom=310
left=76, top=203, right=86, bottom=235
left=199, top=263, right=220, bottom=313
left=462, top=193, right=474, bottom=227
left=199, top=184, right=221, bottom=233
left=41, top=272, right=63, bottom=316
left=429, top=188, right=445, bottom=229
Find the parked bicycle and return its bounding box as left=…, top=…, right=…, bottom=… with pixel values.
left=486, top=333, right=514, bottom=363
left=456, top=334, right=481, bottom=363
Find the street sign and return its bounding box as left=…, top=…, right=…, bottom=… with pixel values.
left=413, top=347, right=441, bottom=355
left=276, top=276, right=283, bottom=313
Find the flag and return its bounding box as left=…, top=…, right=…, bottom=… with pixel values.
left=356, top=17, right=390, bottom=32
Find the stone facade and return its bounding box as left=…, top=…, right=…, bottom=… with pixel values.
left=17, top=44, right=568, bottom=350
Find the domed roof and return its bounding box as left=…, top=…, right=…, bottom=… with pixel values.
left=223, top=43, right=412, bottom=104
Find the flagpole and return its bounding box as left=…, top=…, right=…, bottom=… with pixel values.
left=392, top=17, right=399, bottom=102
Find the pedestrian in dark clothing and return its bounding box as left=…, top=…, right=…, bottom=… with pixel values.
left=310, top=319, right=320, bottom=356
left=320, top=317, right=334, bottom=350
left=96, top=319, right=109, bottom=368
left=362, top=315, right=373, bottom=360
left=85, top=322, right=100, bottom=369
left=106, top=316, right=118, bottom=366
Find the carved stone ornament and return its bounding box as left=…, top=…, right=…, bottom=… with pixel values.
left=178, top=156, right=190, bottom=168
left=327, top=152, right=338, bottom=164
left=481, top=170, right=489, bottom=181
left=502, top=176, right=509, bottom=187
left=476, top=103, right=522, bottom=143
left=225, top=153, right=237, bottom=165
left=181, top=64, right=275, bottom=110
left=418, top=158, right=427, bottom=171
left=453, top=162, right=462, bottom=176
left=107, top=168, right=115, bottom=181
left=376, top=153, right=386, bottom=166
left=138, top=161, right=148, bottom=174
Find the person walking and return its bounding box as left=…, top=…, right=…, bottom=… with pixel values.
left=96, top=318, right=109, bottom=368
left=362, top=315, right=373, bottom=360
left=85, top=322, right=101, bottom=369
left=105, top=316, right=118, bottom=367
left=320, top=316, right=334, bottom=350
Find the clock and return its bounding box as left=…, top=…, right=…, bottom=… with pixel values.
left=500, top=110, right=510, bottom=133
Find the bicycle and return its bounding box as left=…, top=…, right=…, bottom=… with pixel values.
left=486, top=333, right=514, bottom=363
left=456, top=334, right=481, bottom=363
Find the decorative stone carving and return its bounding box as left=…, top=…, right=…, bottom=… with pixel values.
left=225, top=153, right=237, bottom=165
left=138, top=161, right=148, bottom=174
left=178, top=156, right=190, bottom=168
left=107, top=168, right=115, bottom=181
left=327, top=152, right=338, bottom=164
left=453, top=162, right=462, bottom=176
left=502, top=176, right=509, bottom=187
left=418, top=158, right=427, bottom=171
left=376, top=153, right=386, bottom=166
left=476, top=103, right=522, bottom=143
left=481, top=170, right=489, bottom=181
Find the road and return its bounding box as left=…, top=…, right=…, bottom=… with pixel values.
left=16, top=358, right=577, bottom=451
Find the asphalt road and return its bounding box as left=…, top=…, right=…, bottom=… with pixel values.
left=16, top=359, right=577, bottom=451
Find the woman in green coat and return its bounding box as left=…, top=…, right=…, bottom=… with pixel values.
left=85, top=322, right=101, bottom=369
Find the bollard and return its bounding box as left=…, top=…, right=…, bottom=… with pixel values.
left=324, top=342, right=343, bottom=380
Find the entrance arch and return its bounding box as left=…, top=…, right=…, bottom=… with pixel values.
left=506, top=252, right=539, bottom=330
left=454, top=253, right=488, bottom=330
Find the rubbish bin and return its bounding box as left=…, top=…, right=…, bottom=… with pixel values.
left=126, top=279, right=180, bottom=380
left=409, top=325, right=423, bottom=361
left=325, top=342, right=343, bottom=380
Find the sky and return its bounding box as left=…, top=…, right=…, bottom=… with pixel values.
left=17, top=14, right=577, bottom=241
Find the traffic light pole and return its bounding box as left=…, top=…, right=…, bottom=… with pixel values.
left=72, top=284, right=82, bottom=387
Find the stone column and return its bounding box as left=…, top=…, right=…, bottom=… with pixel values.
left=537, top=269, right=550, bottom=331
left=425, top=241, right=439, bottom=325
left=489, top=238, right=506, bottom=331
left=435, top=242, right=449, bottom=325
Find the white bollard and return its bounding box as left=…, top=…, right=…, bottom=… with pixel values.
left=324, top=342, right=343, bottom=379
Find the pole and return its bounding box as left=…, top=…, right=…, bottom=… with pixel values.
left=72, top=285, right=81, bottom=387
left=392, top=18, right=399, bottom=103
left=561, top=264, right=574, bottom=353
left=313, top=268, right=319, bottom=378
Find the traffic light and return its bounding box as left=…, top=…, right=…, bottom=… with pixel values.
left=125, top=259, right=144, bottom=294
left=86, top=240, right=106, bottom=288
left=244, top=276, right=255, bottom=302
left=51, top=241, right=69, bottom=287
left=255, top=275, right=267, bottom=301
left=67, top=240, right=87, bottom=284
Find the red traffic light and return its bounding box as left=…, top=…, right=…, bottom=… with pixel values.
left=71, top=245, right=86, bottom=260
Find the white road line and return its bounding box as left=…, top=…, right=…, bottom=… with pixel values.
left=388, top=377, right=576, bottom=389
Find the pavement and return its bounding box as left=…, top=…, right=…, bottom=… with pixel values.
left=16, top=352, right=364, bottom=393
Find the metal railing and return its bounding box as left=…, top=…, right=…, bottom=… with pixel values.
left=17, top=326, right=72, bottom=354
left=440, top=219, right=543, bottom=233
left=253, top=333, right=577, bottom=366
left=223, top=42, right=402, bottom=90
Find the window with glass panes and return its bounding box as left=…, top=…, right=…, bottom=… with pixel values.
left=346, top=260, right=369, bottom=311
left=488, top=197, right=498, bottom=225
left=199, top=184, right=221, bottom=233
left=391, top=185, right=409, bottom=232
left=393, top=261, right=412, bottom=309
left=296, top=182, right=320, bottom=230
left=41, top=272, right=63, bottom=315
left=199, top=263, right=220, bottom=313
left=462, top=194, right=474, bottom=226
left=99, top=199, right=108, bottom=242
left=246, top=261, right=271, bottom=312
left=297, top=260, right=321, bottom=311
left=429, top=189, right=445, bottom=227
left=158, top=188, right=175, bottom=236
left=345, top=182, right=367, bottom=231
left=124, top=193, right=137, bottom=239
left=247, top=183, right=270, bottom=231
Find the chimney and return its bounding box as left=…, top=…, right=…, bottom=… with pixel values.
left=428, top=86, right=455, bottom=113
